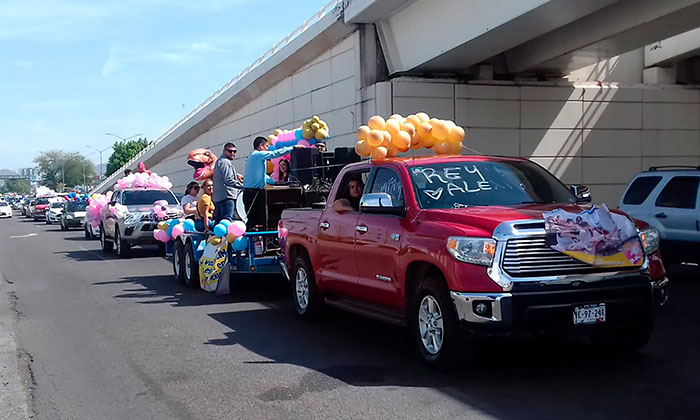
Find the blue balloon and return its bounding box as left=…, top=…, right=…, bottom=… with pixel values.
left=233, top=236, right=248, bottom=251
left=219, top=219, right=231, bottom=227
left=183, top=219, right=195, bottom=232
left=213, top=223, right=227, bottom=238
left=168, top=219, right=178, bottom=227
left=309, top=138, right=317, bottom=145
left=166, top=225, right=175, bottom=238
left=295, top=129, right=304, bottom=140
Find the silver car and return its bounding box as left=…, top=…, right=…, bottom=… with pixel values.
left=100, top=188, right=181, bottom=258
left=619, top=166, right=700, bottom=265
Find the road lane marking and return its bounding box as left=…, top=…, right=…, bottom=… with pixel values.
left=9, top=234, right=37, bottom=239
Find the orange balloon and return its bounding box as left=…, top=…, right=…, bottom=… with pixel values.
left=401, top=123, right=416, bottom=137
left=368, top=115, right=386, bottom=131
left=357, top=125, right=370, bottom=141
left=382, top=131, right=392, bottom=147
left=449, top=141, right=463, bottom=155
left=405, top=115, right=421, bottom=130
left=266, top=160, right=274, bottom=174
left=387, top=144, right=399, bottom=158
left=367, top=130, right=384, bottom=147
left=431, top=120, right=451, bottom=141
left=434, top=140, right=451, bottom=155
left=422, top=135, right=435, bottom=149
left=385, top=119, right=401, bottom=138
left=417, top=122, right=433, bottom=139
left=371, top=146, right=388, bottom=160
left=411, top=132, right=422, bottom=149
left=389, top=114, right=404, bottom=122
left=448, top=126, right=465, bottom=143
left=355, top=140, right=371, bottom=157
left=416, top=112, right=430, bottom=123
left=392, top=130, right=411, bottom=150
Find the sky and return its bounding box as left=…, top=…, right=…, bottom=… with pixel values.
left=0, top=0, right=332, bottom=171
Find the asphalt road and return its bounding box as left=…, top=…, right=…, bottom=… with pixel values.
left=0, top=212, right=698, bottom=420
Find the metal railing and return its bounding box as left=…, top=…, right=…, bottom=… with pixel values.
left=92, top=0, right=343, bottom=193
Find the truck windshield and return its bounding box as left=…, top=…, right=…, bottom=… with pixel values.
left=409, top=161, right=576, bottom=209
left=122, top=190, right=178, bottom=206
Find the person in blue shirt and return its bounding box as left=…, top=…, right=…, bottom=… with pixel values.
left=242, top=137, right=299, bottom=230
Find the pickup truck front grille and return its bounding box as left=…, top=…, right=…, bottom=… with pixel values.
left=502, top=236, right=627, bottom=277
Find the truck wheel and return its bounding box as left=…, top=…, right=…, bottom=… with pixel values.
left=183, top=242, right=200, bottom=288
left=590, top=321, right=653, bottom=354
left=292, top=255, right=323, bottom=319
left=410, top=276, right=463, bottom=369
left=115, top=227, right=130, bottom=258
left=172, top=240, right=185, bottom=283
left=100, top=224, right=113, bottom=253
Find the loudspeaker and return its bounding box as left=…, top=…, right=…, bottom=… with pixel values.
left=290, top=147, right=321, bottom=185
left=328, top=147, right=360, bottom=180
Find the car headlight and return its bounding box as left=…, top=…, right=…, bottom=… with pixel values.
left=447, top=237, right=497, bottom=266
left=66, top=214, right=74, bottom=219
left=639, top=227, right=660, bottom=255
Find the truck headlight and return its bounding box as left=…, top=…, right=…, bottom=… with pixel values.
left=639, top=227, right=660, bottom=255
left=447, top=237, right=497, bottom=266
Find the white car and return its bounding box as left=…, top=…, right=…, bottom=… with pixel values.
left=619, top=166, right=700, bottom=265
left=46, top=201, right=64, bottom=224
left=0, top=200, right=12, bottom=218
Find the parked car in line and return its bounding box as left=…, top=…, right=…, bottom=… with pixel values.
left=20, top=198, right=31, bottom=216
left=25, top=199, right=37, bottom=219
left=32, top=197, right=55, bottom=221
left=0, top=200, right=12, bottom=218
left=619, top=166, right=700, bottom=265
left=100, top=188, right=181, bottom=258
left=280, top=156, right=668, bottom=368
left=46, top=201, right=64, bottom=224
left=84, top=221, right=101, bottom=240
left=61, top=200, right=88, bottom=231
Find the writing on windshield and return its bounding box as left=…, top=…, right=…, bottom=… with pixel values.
left=409, top=161, right=575, bottom=209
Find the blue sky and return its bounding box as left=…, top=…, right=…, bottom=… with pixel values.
left=0, top=0, right=332, bottom=170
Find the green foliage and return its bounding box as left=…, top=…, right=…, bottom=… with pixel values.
left=34, top=151, right=96, bottom=191
left=105, top=138, right=151, bottom=177
left=0, top=179, right=31, bottom=195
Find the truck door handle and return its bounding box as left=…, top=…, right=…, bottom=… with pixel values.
left=355, top=225, right=368, bottom=233
left=319, top=222, right=330, bottom=230
left=655, top=213, right=668, bottom=219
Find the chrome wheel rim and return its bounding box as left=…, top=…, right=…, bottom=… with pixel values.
left=418, top=295, right=444, bottom=355
left=173, top=247, right=181, bottom=277
left=295, top=267, right=309, bottom=311
left=185, top=251, right=192, bottom=280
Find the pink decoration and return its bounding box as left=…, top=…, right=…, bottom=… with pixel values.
left=297, top=139, right=311, bottom=148
left=228, top=221, right=246, bottom=237
left=171, top=224, right=185, bottom=239
left=278, top=132, right=295, bottom=141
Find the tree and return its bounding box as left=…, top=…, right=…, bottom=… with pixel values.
left=34, top=151, right=96, bottom=191
left=0, top=179, right=31, bottom=195
left=105, top=138, right=151, bottom=177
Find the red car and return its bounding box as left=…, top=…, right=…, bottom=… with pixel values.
left=33, top=196, right=56, bottom=221
left=280, top=156, right=668, bottom=368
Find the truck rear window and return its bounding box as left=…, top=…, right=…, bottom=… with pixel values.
left=622, top=176, right=662, bottom=205
left=409, top=161, right=576, bottom=209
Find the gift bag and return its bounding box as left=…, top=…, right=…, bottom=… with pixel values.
left=199, top=241, right=228, bottom=292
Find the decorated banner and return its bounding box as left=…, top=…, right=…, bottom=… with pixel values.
left=355, top=113, right=465, bottom=159
left=543, top=205, right=644, bottom=267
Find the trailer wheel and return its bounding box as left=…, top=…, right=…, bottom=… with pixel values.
left=183, top=241, right=200, bottom=288
left=172, top=240, right=185, bottom=283
left=292, top=254, right=323, bottom=319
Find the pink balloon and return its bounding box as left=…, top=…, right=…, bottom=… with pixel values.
left=227, top=221, right=246, bottom=237
left=278, top=132, right=295, bottom=141
left=171, top=224, right=184, bottom=239
left=297, top=139, right=311, bottom=148
left=155, top=230, right=169, bottom=242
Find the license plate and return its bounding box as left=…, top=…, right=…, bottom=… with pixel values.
left=573, top=303, right=606, bottom=325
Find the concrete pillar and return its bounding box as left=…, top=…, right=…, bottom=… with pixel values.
left=643, top=66, right=677, bottom=84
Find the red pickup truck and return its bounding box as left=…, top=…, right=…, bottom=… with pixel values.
left=279, top=155, right=668, bottom=367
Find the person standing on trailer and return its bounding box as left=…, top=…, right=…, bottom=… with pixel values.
left=212, top=142, right=243, bottom=223
left=242, top=137, right=298, bottom=230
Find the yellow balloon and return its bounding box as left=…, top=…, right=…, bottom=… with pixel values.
left=266, top=160, right=274, bottom=175
left=431, top=120, right=451, bottom=141
left=367, top=130, right=384, bottom=147
left=434, top=140, right=451, bottom=155
left=302, top=128, right=314, bottom=139
left=357, top=125, right=370, bottom=141
left=208, top=237, right=222, bottom=246
left=371, top=146, right=388, bottom=160
left=355, top=140, right=371, bottom=157
left=311, top=123, right=320, bottom=131
left=417, top=122, right=433, bottom=139
left=416, top=112, right=430, bottom=123
left=267, top=134, right=276, bottom=142
left=275, top=129, right=283, bottom=136
left=448, top=126, right=466, bottom=143
left=315, top=128, right=328, bottom=140
left=368, top=115, right=386, bottom=131
left=387, top=144, right=399, bottom=158
left=392, top=130, right=411, bottom=150
left=226, top=233, right=237, bottom=243
left=157, top=221, right=168, bottom=231
left=385, top=119, right=401, bottom=139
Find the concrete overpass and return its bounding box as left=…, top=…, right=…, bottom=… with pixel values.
left=94, top=0, right=700, bottom=203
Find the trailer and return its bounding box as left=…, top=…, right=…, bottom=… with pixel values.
left=170, top=230, right=282, bottom=288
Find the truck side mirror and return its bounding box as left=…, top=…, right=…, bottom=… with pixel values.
left=568, top=184, right=592, bottom=203
left=360, top=193, right=405, bottom=217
